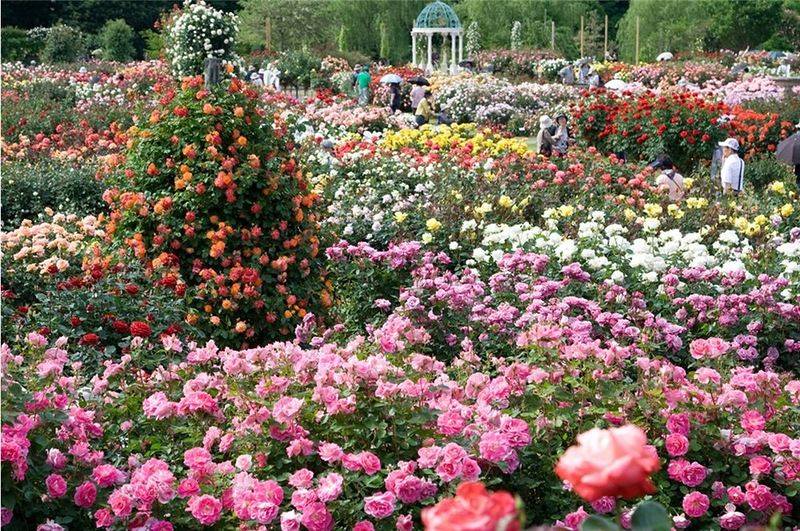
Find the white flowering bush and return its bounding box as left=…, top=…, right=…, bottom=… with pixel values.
left=510, top=21, right=522, bottom=51
left=465, top=21, right=481, bottom=58
left=165, top=0, right=242, bottom=78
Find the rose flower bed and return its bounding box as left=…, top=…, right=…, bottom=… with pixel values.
left=101, top=75, right=328, bottom=346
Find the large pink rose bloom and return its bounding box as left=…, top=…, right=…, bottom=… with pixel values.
left=421, top=482, right=519, bottom=531
left=555, top=425, right=660, bottom=501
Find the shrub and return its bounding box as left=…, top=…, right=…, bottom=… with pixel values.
left=1, top=27, right=35, bottom=62
left=99, top=19, right=136, bottom=62
left=141, top=28, right=164, bottom=59
left=164, top=0, right=242, bottom=78
left=39, top=24, right=85, bottom=63
left=102, top=76, right=328, bottom=346
left=744, top=154, right=795, bottom=192
left=1, top=161, right=106, bottom=229
left=276, top=49, right=322, bottom=89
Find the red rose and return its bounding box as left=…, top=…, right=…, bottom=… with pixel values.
left=421, top=482, right=519, bottom=531
left=71, top=316, right=82, bottom=327
left=124, top=284, right=139, bottom=295
left=112, top=320, right=130, bottom=334
left=80, top=333, right=100, bottom=345
left=130, top=321, right=152, bottom=338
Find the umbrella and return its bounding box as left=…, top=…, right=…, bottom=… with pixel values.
left=656, top=52, right=674, bottom=62
left=604, top=79, right=627, bottom=91
left=769, top=51, right=787, bottom=60
left=775, top=132, right=800, bottom=165
left=408, top=76, right=430, bottom=85
left=380, top=74, right=403, bottom=84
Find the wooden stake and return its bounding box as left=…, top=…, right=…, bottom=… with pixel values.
left=635, top=16, right=640, bottom=64
left=580, top=16, right=584, bottom=57
left=265, top=17, right=271, bottom=52
left=604, top=14, right=608, bottom=58
left=551, top=21, right=555, bottom=50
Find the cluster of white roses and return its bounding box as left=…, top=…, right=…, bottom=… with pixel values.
left=166, top=0, right=242, bottom=78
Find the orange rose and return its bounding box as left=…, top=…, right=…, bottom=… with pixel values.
left=555, top=425, right=660, bottom=501
left=421, top=482, right=520, bottom=531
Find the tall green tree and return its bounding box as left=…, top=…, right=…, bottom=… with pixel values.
left=238, top=0, right=334, bottom=52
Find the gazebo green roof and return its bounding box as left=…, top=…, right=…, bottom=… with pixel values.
left=414, top=1, right=461, bottom=29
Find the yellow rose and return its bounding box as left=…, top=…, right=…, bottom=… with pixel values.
left=394, top=212, right=408, bottom=223
left=769, top=181, right=786, bottom=194
left=498, top=195, right=513, bottom=208
left=781, top=203, right=794, bottom=217
left=426, top=218, right=442, bottom=232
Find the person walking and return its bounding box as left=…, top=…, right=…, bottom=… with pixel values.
left=652, top=155, right=684, bottom=201
left=536, top=115, right=555, bottom=157
left=410, top=83, right=426, bottom=110
left=389, top=82, right=402, bottom=113
left=578, top=61, right=591, bottom=85
left=559, top=64, right=575, bottom=85
left=415, top=90, right=435, bottom=127
left=719, top=138, right=745, bottom=195
left=552, top=114, right=572, bottom=156
left=357, top=66, right=372, bottom=105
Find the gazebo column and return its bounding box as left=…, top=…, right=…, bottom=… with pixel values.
left=412, top=32, right=417, bottom=66
left=450, top=32, right=457, bottom=73
left=426, top=32, right=433, bottom=72
left=459, top=32, right=463, bottom=62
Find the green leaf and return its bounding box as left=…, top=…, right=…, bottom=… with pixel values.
left=631, top=501, right=671, bottom=531
left=581, top=515, right=620, bottom=531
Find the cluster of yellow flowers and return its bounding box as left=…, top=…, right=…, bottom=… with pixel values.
left=379, top=124, right=528, bottom=157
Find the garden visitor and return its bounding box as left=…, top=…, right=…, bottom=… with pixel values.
left=552, top=114, right=572, bottom=156
left=351, top=64, right=361, bottom=94
left=537, top=115, right=555, bottom=157
left=587, top=69, right=601, bottom=87
left=578, top=62, right=591, bottom=85
left=357, top=66, right=372, bottom=105
left=389, top=82, right=402, bottom=113
left=559, top=64, right=575, bottom=85
left=652, top=155, right=684, bottom=202
left=415, top=90, right=435, bottom=127
left=719, top=138, right=745, bottom=195
left=410, top=83, right=426, bottom=110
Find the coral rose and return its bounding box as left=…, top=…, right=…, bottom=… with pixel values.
left=421, top=482, right=519, bottom=531
left=555, top=425, right=660, bottom=501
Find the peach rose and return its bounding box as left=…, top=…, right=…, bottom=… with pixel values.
left=555, top=425, right=660, bottom=501
left=421, top=482, right=519, bottom=531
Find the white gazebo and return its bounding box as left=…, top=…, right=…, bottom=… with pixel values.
left=411, top=1, right=463, bottom=74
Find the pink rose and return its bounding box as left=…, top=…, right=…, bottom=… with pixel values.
left=478, top=431, right=513, bottom=463
left=108, top=490, right=133, bottom=517
left=281, top=510, right=302, bottom=531
left=364, top=491, right=396, bottom=519
left=395, top=514, right=413, bottom=531
left=720, top=510, right=746, bottom=530
left=74, top=481, right=97, bottom=508
left=317, top=473, right=343, bottom=503
left=353, top=521, right=375, bottom=531
left=300, top=502, right=333, bottom=531
left=91, top=464, right=125, bottom=488
left=679, top=462, right=707, bottom=487
left=436, top=410, right=466, bottom=436
left=417, top=446, right=442, bottom=468
left=421, top=482, right=519, bottom=531
left=682, top=491, right=709, bottom=518
left=665, top=433, right=689, bottom=457
left=590, top=496, right=616, bottom=514
left=289, top=469, right=314, bottom=489
left=555, top=425, right=660, bottom=501
left=150, top=521, right=173, bottom=531
left=564, top=506, right=589, bottom=529
left=183, top=447, right=213, bottom=470
left=93, top=508, right=114, bottom=528
left=689, top=338, right=729, bottom=359
left=318, top=443, right=343, bottom=463
left=272, top=396, right=304, bottom=424
left=187, top=494, right=222, bottom=525
left=45, top=474, right=67, bottom=498
left=740, top=410, right=765, bottom=432
left=745, top=483, right=773, bottom=511
left=46, top=449, right=67, bottom=470
left=178, top=478, right=201, bottom=498
left=749, top=456, right=772, bottom=475
left=358, top=452, right=382, bottom=475
left=666, top=413, right=691, bottom=435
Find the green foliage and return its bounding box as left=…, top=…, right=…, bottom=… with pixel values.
left=276, top=48, right=322, bottom=88
left=238, top=0, right=335, bottom=52
left=1, top=27, right=37, bottom=62
left=39, top=23, right=85, bottom=63
left=0, top=161, right=106, bottom=230
left=141, top=28, right=164, bottom=59
left=337, top=23, right=348, bottom=52
left=379, top=20, right=390, bottom=60
left=99, top=18, right=136, bottom=61
left=745, top=154, right=795, bottom=192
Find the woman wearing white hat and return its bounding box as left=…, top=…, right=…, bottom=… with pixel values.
left=719, top=137, right=745, bottom=195
left=537, top=115, right=555, bottom=156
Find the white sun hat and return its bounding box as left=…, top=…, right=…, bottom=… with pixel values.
left=718, top=138, right=740, bottom=151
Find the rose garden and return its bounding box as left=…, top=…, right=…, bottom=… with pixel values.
left=1, top=1, right=799, bottom=530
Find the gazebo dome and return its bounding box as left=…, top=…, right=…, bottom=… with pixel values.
left=414, top=1, right=461, bottom=29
